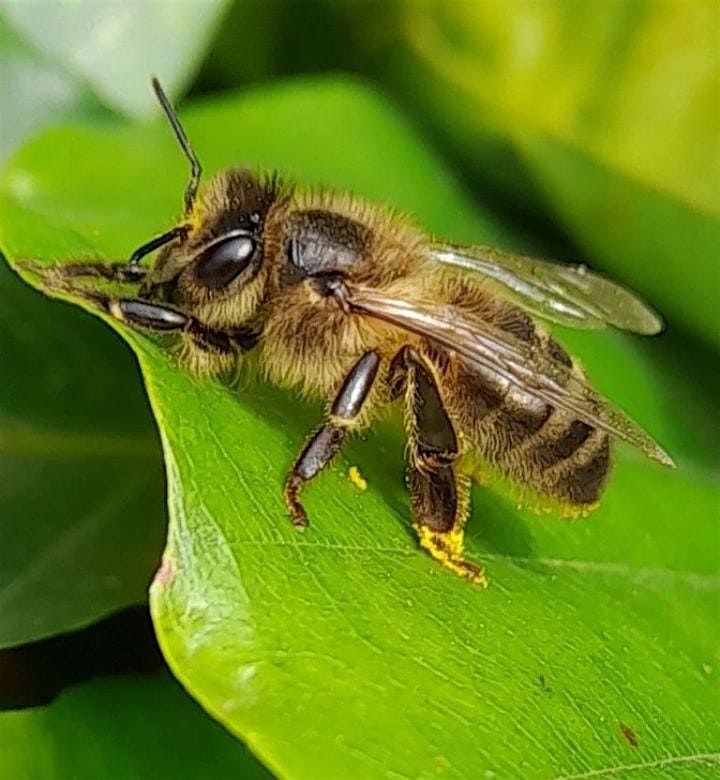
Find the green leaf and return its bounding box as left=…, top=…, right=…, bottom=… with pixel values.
left=2, top=77, right=718, bottom=778
left=0, top=0, right=230, bottom=117
left=0, top=672, right=271, bottom=780
left=0, top=254, right=166, bottom=649
left=380, top=0, right=720, bottom=346
left=0, top=12, right=90, bottom=163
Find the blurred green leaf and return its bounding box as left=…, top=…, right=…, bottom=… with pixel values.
left=0, top=254, right=165, bottom=649
left=380, top=0, right=720, bottom=346
left=0, top=672, right=271, bottom=780
left=0, top=0, right=230, bottom=117
left=1, top=77, right=718, bottom=778
left=0, top=12, right=95, bottom=162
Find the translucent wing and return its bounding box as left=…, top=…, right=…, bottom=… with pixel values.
left=431, top=243, right=663, bottom=335
left=347, top=285, right=674, bottom=467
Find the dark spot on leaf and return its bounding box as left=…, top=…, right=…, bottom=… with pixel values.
left=619, top=722, right=639, bottom=748
left=537, top=674, right=552, bottom=694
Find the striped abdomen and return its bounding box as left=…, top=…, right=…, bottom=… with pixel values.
left=440, top=280, right=611, bottom=507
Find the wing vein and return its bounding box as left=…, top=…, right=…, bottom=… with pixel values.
left=348, top=285, right=673, bottom=468
left=431, top=243, right=664, bottom=334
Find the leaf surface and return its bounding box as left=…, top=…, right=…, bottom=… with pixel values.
left=0, top=672, right=271, bottom=779
left=1, top=77, right=717, bottom=778
left=0, top=251, right=165, bottom=649
left=0, top=0, right=230, bottom=117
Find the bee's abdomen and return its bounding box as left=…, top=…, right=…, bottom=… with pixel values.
left=451, top=361, right=611, bottom=506
left=439, top=288, right=611, bottom=506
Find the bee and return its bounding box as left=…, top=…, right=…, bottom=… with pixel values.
left=28, top=79, right=674, bottom=585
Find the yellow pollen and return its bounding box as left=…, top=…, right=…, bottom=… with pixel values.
left=414, top=525, right=488, bottom=587
left=348, top=465, right=368, bottom=491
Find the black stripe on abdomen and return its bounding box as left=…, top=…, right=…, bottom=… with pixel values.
left=554, top=437, right=611, bottom=504
left=493, top=404, right=554, bottom=451
left=532, top=419, right=593, bottom=470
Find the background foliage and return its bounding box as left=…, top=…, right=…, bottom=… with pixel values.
left=0, top=1, right=717, bottom=778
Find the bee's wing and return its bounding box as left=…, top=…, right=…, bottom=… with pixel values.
left=431, top=243, right=663, bottom=335
left=348, top=285, right=674, bottom=467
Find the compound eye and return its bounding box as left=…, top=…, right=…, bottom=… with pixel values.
left=194, top=234, right=257, bottom=289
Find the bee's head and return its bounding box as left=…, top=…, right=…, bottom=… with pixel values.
left=150, top=168, right=284, bottom=325
left=130, top=79, right=285, bottom=327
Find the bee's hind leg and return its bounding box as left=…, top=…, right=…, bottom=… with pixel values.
left=402, top=347, right=488, bottom=587
left=284, top=350, right=381, bottom=529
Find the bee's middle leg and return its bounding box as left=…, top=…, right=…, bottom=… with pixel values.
left=284, top=350, right=381, bottom=529
left=402, top=347, right=487, bottom=586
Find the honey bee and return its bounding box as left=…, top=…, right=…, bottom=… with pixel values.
left=28, top=79, right=674, bottom=585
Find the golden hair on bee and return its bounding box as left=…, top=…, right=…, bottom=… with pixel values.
left=28, top=77, right=674, bottom=586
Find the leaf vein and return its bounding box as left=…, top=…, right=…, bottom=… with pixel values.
left=553, top=751, right=720, bottom=779
left=222, top=539, right=719, bottom=590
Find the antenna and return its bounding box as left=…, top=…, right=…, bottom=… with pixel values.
left=151, top=76, right=202, bottom=216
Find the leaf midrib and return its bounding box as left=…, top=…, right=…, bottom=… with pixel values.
left=204, top=536, right=719, bottom=590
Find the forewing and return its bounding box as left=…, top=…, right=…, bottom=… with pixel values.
left=348, top=285, right=674, bottom=467
left=431, top=243, right=663, bottom=335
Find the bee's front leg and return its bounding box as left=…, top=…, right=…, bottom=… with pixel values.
left=61, top=261, right=148, bottom=283
left=401, top=347, right=487, bottom=586
left=19, top=257, right=147, bottom=285
left=20, top=260, right=196, bottom=336
left=284, top=350, right=381, bottom=528
left=19, top=223, right=190, bottom=288
left=17, top=259, right=148, bottom=302
left=19, top=263, right=260, bottom=376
